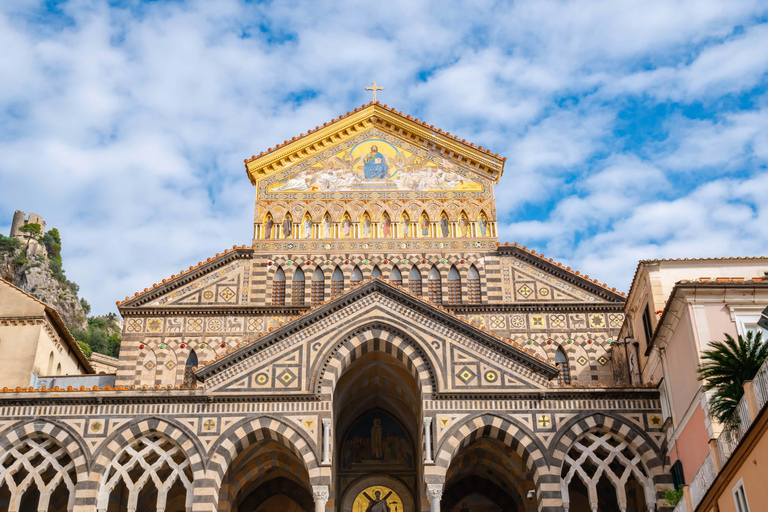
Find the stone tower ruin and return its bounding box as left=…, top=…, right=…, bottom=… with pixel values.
left=10, top=210, right=46, bottom=240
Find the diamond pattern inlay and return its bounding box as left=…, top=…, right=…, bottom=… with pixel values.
left=456, top=366, right=477, bottom=383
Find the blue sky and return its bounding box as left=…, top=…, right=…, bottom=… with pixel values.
left=1, top=0, right=767, bottom=313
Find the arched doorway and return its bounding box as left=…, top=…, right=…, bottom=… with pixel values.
left=334, top=347, right=421, bottom=512
left=442, top=435, right=536, bottom=512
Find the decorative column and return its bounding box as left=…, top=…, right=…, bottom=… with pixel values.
left=322, top=418, right=332, bottom=465
left=423, top=417, right=433, bottom=463
left=312, top=485, right=329, bottom=512
left=427, top=484, right=442, bottom=512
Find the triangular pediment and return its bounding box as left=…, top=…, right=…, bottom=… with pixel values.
left=196, top=279, right=559, bottom=396
left=245, top=103, right=505, bottom=187
left=260, top=131, right=486, bottom=200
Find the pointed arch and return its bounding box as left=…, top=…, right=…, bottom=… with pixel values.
left=262, top=213, right=274, bottom=240
left=418, top=210, right=431, bottom=237
left=477, top=209, right=490, bottom=237
left=331, top=266, right=344, bottom=298
left=301, top=212, right=313, bottom=239
left=311, top=267, right=325, bottom=306
left=555, top=346, right=571, bottom=386
left=47, top=351, right=54, bottom=375
left=408, top=266, right=422, bottom=296
left=281, top=213, right=293, bottom=239
left=292, top=267, right=306, bottom=306
left=428, top=265, right=441, bottom=304
left=272, top=266, right=286, bottom=306
left=438, top=210, right=450, bottom=238
left=448, top=265, right=461, bottom=305
left=351, top=265, right=363, bottom=286
left=380, top=212, right=392, bottom=238
left=183, top=350, right=198, bottom=388
left=371, top=265, right=382, bottom=279
left=399, top=211, right=411, bottom=238
left=457, top=209, right=471, bottom=237
left=467, top=264, right=481, bottom=304
left=360, top=211, right=373, bottom=238
left=390, top=265, right=402, bottom=287
left=321, top=212, right=333, bottom=239
left=340, top=211, right=353, bottom=238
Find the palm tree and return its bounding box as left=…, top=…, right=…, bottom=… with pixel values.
left=698, top=331, right=768, bottom=427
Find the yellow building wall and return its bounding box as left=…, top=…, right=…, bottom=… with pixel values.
left=715, top=426, right=768, bottom=512
left=0, top=323, right=44, bottom=388
left=33, top=325, right=83, bottom=378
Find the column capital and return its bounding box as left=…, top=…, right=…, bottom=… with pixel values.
left=322, top=418, right=332, bottom=426
left=426, top=483, right=443, bottom=500
left=313, top=485, right=330, bottom=501
left=423, top=416, right=432, bottom=425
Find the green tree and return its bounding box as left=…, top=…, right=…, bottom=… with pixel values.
left=18, top=223, right=42, bottom=251
left=0, top=234, right=20, bottom=253
left=698, top=331, right=768, bottom=426
left=80, top=298, right=91, bottom=315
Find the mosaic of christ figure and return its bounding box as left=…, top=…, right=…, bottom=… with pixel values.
left=363, top=145, right=388, bottom=179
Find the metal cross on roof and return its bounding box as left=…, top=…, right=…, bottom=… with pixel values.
left=365, top=81, right=383, bottom=102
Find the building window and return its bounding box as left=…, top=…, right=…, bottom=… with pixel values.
left=733, top=479, right=750, bottom=512
left=183, top=351, right=198, bottom=388
left=448, top=266, right=461, bottom=305
left=371, top=265, right=382, bottom=279
left=351, top=266, right=363, bottom=286
left=671, top=460, right=685, bottom=490
left=272, top=267, right=286, bottom=306
left=331, top=267, right=344, bottom=297
left=409, top=266, right=422, bottom=296
left=311, top=268, right=325, bottom=306
left=428, top=266, right=441, bottom=304
left=390, top=266, right=402, bottom=288
left=292, top=268, right=305, bottom=306
left=555, top=347, right=570, bottom=386
left=468, top=265, right=481, bottom=304
left=642, top=304, right=654, bottom=343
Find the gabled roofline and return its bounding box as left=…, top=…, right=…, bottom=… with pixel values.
left=497, top=243, right=626, bottom=301
left=195, top=277, right=559, bottom=382
left=117, top=246, right=253, bottom=308
left=244, top=102, right=506, bottom=186
left=0, top=279, right=93, bottom=373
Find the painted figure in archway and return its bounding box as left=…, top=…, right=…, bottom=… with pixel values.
left=342, top=214, right=352, bottom=238
left=382, top=214, right=391, bottom=237
left=420, top=214, right=429, bottom=237
left=362, top=214, right=372, bottom=238
left=478, top=213, right=488, bottom=237
left=440, top=214, right=450, bottom=238
left=458, top=214, right=469, bottom=237
left=283, top=216, right=292, bottom=239
left=303, top=215, right=313, bottom=238
left=400, top=214, right=409, bottom=238
left=264, top=215, right=274, bottom=239
left=323, top=214, right=332, bottom=238
left=363, top=145, right=389, bottom=179
left=371, top=418, right=383, bottom=458
left=363, top=490, right=393, bottom=512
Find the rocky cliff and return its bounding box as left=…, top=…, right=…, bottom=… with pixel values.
left=0, top=235, right=88, bottom=331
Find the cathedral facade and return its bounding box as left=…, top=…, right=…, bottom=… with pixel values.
left=0, top=104, right=668, bottom=512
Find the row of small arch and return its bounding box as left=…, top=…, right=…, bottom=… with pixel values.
left=272, top=263, right=480, bottom=283
left=262, top=207, right=490, bottom=225
left=260, top=198, right=493, bottom=223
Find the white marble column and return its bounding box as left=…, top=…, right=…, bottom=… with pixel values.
left=313, top=485, right=329, bottom=512
left=427, top=484, right=442, bottom=512
left=322, top=418, right=331, bottom=465
left=423, top=417, right=433, bottom=463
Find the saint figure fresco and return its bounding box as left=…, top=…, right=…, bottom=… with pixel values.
left=340, top=411, right=413, bottom=470
left=264, top=215, right=273, bottom=240
left=382, top=214, right=391, bottom=237
left=323, top=214, right=332, bottom=239
left=282, top=216, right=292, bottom=239
left=363, top=490, right=393, bottom=512
left=458, top=214, right=469, bottom=237
left=342, top=214, right=352, bottom=238
left=420, top=214, right=429, bottom=237
left=478, top=214, right=488, bottom=237
left=400, top=214, right=409, bottom=238
left=371, top=418, right=383, bottom=458
left=362, top=214, right=372, bottom=238
left=363, top=145, right=388, bottom=179
left=303, top=216, right=313, bottom=238
left=440, top=214, right=450, bottom=238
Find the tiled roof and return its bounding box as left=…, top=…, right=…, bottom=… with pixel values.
left=116, top=245, right=251, bottom=306
left=497, top=242, right=626, bottom=297
left=243, top=101, right=506, bottom=165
